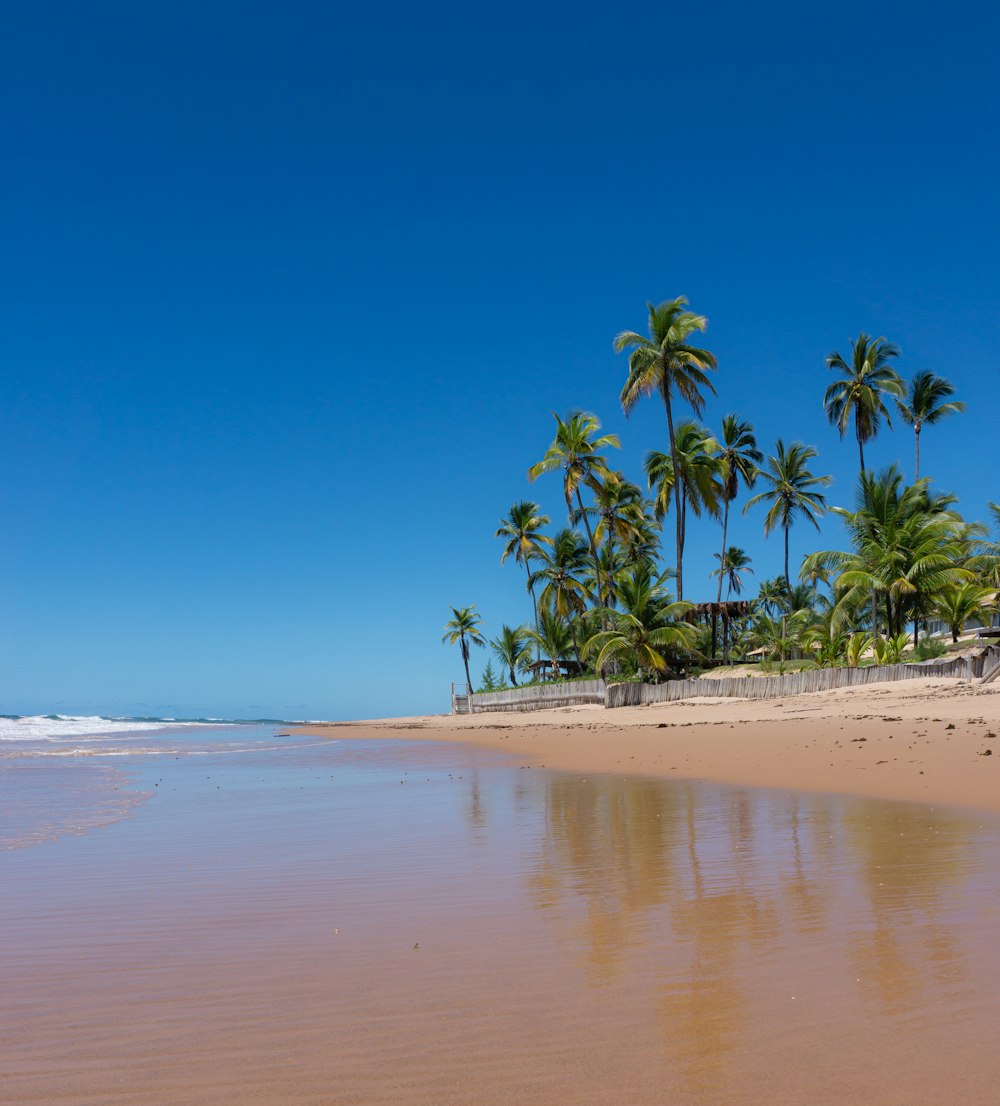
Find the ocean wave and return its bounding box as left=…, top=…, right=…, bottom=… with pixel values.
left=0, top=715, right=212, bottom=743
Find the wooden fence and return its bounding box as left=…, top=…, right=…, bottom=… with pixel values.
left=469, top=679, right=606, bottom=714
left=605, top=646, right=1000, bottom=708
left=458, top=647, right=1000, bottom=714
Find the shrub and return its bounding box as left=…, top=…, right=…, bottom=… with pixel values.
left=913, top=639, right=947, bottom=661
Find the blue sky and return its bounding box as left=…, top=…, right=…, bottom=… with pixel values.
left=1, top=1, right=997, bottom=719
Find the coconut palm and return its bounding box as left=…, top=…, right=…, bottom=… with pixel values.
left=824, top=333, right=904, bottom=474
left=895, top=371, right=966, bottom=478
left=644, top=422, right=724, bottom=590
left=615, top=297, right=717, bottom=599
left=529, top=528, right=592, bottom=622
left=713, top=414, right=761, bottom=626
left=754, top=609, right=812, bottom=674
left=526, top=609, right=576, bottom=679
left=442, top=606, right=486, bottom=691
left=582, top=563, right=696, bottom=679
left=931, top=583, right=996, bottom=643
left=712, top=547, right=754, bottom=600
left=528, top=411, right=620, bottom=607
left=744, top=441, right=831, bottom=590
left=711, top=546, right=753, bottom=663
left=489, top=625, right=531, bottom=687
left=496, top=500, right=552, bottom=659
left=802, top=467, right=972, bottom=643
left=707, top=414, right=761, bottom=658
left=755, top=577, right=789, bottom=618
left=572, top=474, right=647, bottom=605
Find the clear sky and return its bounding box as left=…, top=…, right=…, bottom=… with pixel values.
left=2, top=1, right=998, bottom=720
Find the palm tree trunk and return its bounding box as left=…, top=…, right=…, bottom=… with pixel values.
left=713, top=498, right=731, bottom=659
left=461, top=638, right=472, bottom=693
left=914, top=426, right=921, bottom=479
left=575, top=487, right=603, bottom=609
left=525, top=560, right=540, bottom=665
left=662, top=386, right=684, bottom=600
left=783, top=523, right=790, bottom=591
left=857, top=424, right=865, bottom=475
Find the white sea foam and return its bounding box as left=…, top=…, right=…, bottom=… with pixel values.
left=0, top=715, right=203, bottom=743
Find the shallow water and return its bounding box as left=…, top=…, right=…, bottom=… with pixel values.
left=3, top=728, right=1000, bottom=1104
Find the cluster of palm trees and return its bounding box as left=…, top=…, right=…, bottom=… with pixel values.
left=444, top=299, right=995, bottom=690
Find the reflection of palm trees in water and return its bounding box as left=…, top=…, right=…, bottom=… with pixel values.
left=660, top=785, right=781, bottom=1097
left=843, top=801, right=974, bottom=1014
left=523, top=772, right=987, bottom=1099
left=526, top=776, right=685, bottom=979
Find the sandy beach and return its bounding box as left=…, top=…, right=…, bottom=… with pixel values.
left=301, top=676, right=1000, bottom=813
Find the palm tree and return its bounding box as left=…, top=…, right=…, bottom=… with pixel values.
left=496, top=500, right=553, bottom=660
left=801, top=467, right=972, bottom=643
left=489, top=624, right=531, bottom=687
left=615, top=297, right=717, bottom=600
left=712, top=414, right=761, bottom=656
left=755, top=576, right=789, bottom=618
left=744, top=440, right=831, bottom=590
left=530, top=528, right=592, bottom=624
left=528, top=412, right=620, bottom=607
left=442, top=606, right=486, bottom=691
left=824, top=333, right=904, bottom=474
left=932, top=583, right=996, bottom=643
left=712, top=546, right=754, bottom=600
left=895, top=371, right=966, bottom=478
left=582, top=563, right=696, bottom=679
left=644, top=421, right=724, bottom=586
left=711, top=546, right=753, bottom=663
left=527, top=609, right=576, bottom=680
left=572, top=474, right=647, bottom=605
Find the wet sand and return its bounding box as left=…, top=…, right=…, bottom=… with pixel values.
left=5, top=692, right=1000, bottom=1104
left=302, top=677, right=1000, bottom=813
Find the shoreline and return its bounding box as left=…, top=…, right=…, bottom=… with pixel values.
left=300, top=677, right=1000, bottom=814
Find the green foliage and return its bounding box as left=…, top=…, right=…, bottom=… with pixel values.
left=478, top=660, right=503, bottom=693
left=913, top=638, right=948, bottom=661
left=744, top=440, right=831, bottom=586
left=824, top=333, right=904, bottom=473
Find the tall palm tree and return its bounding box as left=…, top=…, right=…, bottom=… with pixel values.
left=755, top=576, right=789, bottom=618
left=644, top=421, right=723, bottom=587
left=895, top=370, right=966, bottom=478
left=489, top=624, right=531, bottom=687
left=824, top=333, right=904, bottom=474
left=573, top=474, right=648, bottom=605
left=615, top=297, right=717, bottom=600
left=711, top=546, right=754, bottom=663
left=744, top=440, right=831, bottom=590
left=712, top=546, right=754, bottom=600
left=528, top=411, right=620, bottom=607
left=496, top=500, right=552, bottom=659
left=529, top=528, right=592, bottom=622
left=441, top=606, right=486, bottom=692
left=712, top=414, right=761, bottom=656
